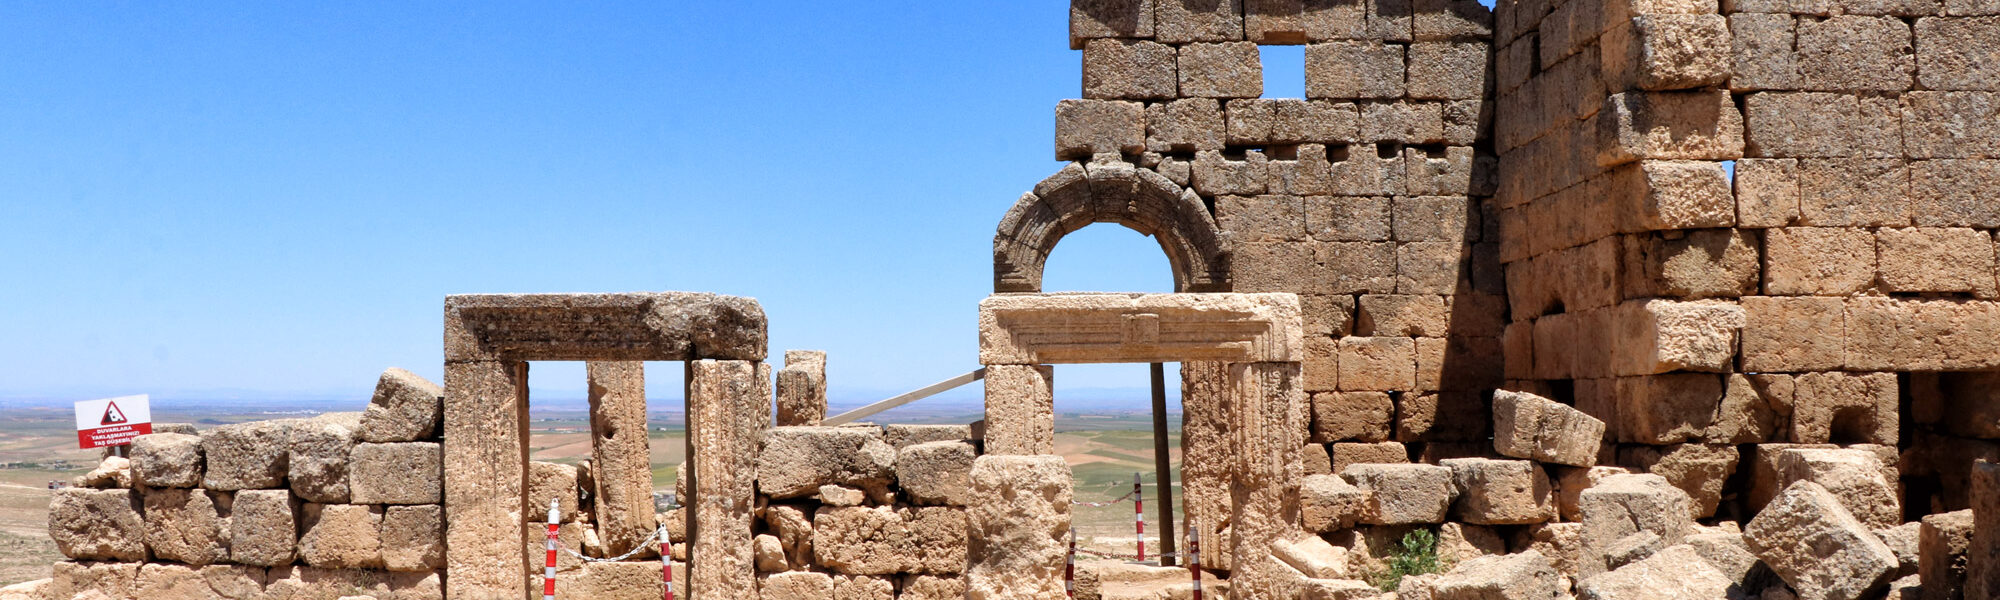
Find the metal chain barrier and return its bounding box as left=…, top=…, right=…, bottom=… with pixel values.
left=543, top=498, right=681, bottom=600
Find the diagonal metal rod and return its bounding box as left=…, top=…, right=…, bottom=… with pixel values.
left=822, top=368, right=988, bottom=426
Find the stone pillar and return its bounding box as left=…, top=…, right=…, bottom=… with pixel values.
left=775, top=350, right=826, bottom=426
left=1180, top=360, right=1234, bottom=572
left=982, top=364, right=1055, bottom=455
left=1972, top=460, right=1999, bottom=599
left=442, top=360, right=530, bottom=600
left=686, top=360, right=760, bottom=599
left=1225, top=361, right=1305, bottom=600
left=966, top=455, right=1072, bottom=600
left=586, top=361, right=658, bottom=557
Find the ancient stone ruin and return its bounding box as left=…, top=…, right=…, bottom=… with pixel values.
left=12, top=0, right=2000, bottom=598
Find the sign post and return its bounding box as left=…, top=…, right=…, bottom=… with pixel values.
left=75, top=395, right=152, bottom=451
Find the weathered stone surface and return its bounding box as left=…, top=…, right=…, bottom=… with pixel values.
left=444, top=292, right=767, bottom=362
left=229, top=488, right=296, bottom=566
left=1178, top=42, right=1262, bottom=98
left=966, top=455, right=1071, bottom=600
left=290, top=413, right=360, bottom=504
left=884, top=424, right=973, bottom=449
left=756, top=426, right=896, bottom=499
left=1224, top=361, right=1306, bottom=599
left=1745, top=482, right=1899, bottom=600
left=442, top=359, right=528, bottom=600
left=1341, top=463, right=1455, bottom=525
left=1301, top=473, right=1370, bottom=532
left=1492, top=389, right=1604, bottom=467
left=1605, top=15, right=1731, bottom=91
left=1879, top=227, right=1998, bottom=295
left=142, top=488, right=229, bottom=566
left=1968, top=461, right=1998, bottom=600
left=130, top=433, right=204, bottom=489
left=1619, top=444, right=1740, bottom=519
left=1685, top=531, right=1764, bottom=587
left=349, top=442, right=441, bottom=505
left=45, top=562, right=141, bottom=600
left=903, top=506, right=969, bottom=576
left=261, top=566, right=439, bottom=600
left=1776, top=448, right=1901, bottom=531
left=48, top=488, right=146, bottom=561
left=979, top=293, right=1305, bottom=365
left=1798, top=16, right=1913, bottom=92
left=1791, top=371, right=1898, bottom=446
left=764, top=504, right=814, bottom=569
left=983, top=365, right=1056, bottom=456
left=689, top=359, right=762, bottom=599
left=1330, top=442, right=1408, bottom=473
left=1307, top=41, right=1407, bottom=99
left=1432, top=549, right=1564, bottom=600
left=1921, top=509, right=1974, bottom=600
left=584, top=361, right=659, bottom=557
left=898, top=440, right=977, bottom=506
left=1578, top=544, right=1734, bottom=600
left=299, top=503, right=384, bottom=569
left=359, top=367, right=443, bottom=443
left=761, top=571, right=833, bottom=599
left=1158, top=0, right=1245, bottom=43
left=776, top=350, right=827, bottom=426
left=1597, top=90, right=1746, bottom=165
left=1879, top=522, right=1922, bottom=580
left=202, top=419, right=292, bottom=491
left=1580, top=474, right=1694, bottom=581
left=1057, top=99, right=1146, bottom=160
left=1309, top=391, right=1394, bottom=442
left=526, top=461, right=580, bottom=523
left=1083, top=39, right=1179, bottom=100
left=813, top=506, right=908, bottom=575
left=72, top=455, right=131, bottom=489
left=1917, top=16, right=2000, bottom=90
left=130, top=563, right=269, bottom=600
left=382, top=505, right=444, bottom=572
left=1272, top=535, right=1349, bottom=579
left=1556, top=466, right=1630, bottom=523
left=1442, top=458, right=1555, bottom=525
left=1071, top=0, right=1154, bottom=47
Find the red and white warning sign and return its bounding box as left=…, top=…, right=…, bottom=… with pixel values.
left=75, top=395, right=152, bottom=449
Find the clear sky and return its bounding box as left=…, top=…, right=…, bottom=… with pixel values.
left=0, top=2, right=1255, bottom=405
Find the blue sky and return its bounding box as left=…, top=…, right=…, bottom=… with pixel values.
left=0, top=2, right=1249, bottom=405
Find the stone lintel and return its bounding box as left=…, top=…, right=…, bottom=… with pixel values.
left=978, top=292, right=1304, bottom=365
left=444, top=292, right=767, bottom=362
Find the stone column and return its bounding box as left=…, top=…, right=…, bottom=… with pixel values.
left=966, top=455, right=1072, bottom=600
left=983, top=364, right=1055, bottom=455
left=442, top=360, right=530, bottom=600
left=1972, top=460, right=1999, bottom=599
left=586, top=361, right=658, bottom=557
left=1179, top=360, right=1234, bottom=572
left=1225, top=361, right=1306, bottom=600
left=686, top=360, right=759, bottom=599
left=775, top=350, right=826, bottom=426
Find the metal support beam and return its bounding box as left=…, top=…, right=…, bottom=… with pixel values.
left=1150, top=362, right=1178, bottom=567
left=823, top=368, right=988, bottom=426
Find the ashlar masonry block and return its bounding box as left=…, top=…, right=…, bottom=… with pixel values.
left=1158, top=0, right=1247, bottom=43
left=979, top=293, right=1305, bottom=365
left=983, top=364, right=1056, bottom=456
left=1764, top=227, right=1878, bottom=295
left=1407, top=42, right=1491, bottom=100
left=965, top=455, right=1072, bottom=599
left=442, top=360, right=528, bottom=600
left=1798, top=158, right=1911, bottom=227
left=1178, top=42, right=1263, bottom=98
left=1744, top=482, right=1899, bottom=600
left=1492, top=389, right=1605, bottom=466
left=1741, top=295, right=1846, bottom=371
left=687, top=359, right=762, bottom=599
left=586, top=361, right=658, bottom=557
left=1146, top=98, right=1225, bottom=152
left=1903, top=91, right=2000, bottom=159
left=1610, top=299, right=1745, bottom=376
left=1913, top=159, right=2000, bottom=228
left=1743, top=92, right=1902, bottom=159
left=1792, top=371, right=1898, bottom=445
left=1607, top=160, right=1735, bottom=232
left=1305, top=41, right=1407, bottom=99
left=1797, top=15, right=1914, bottom=92
left=1877, top=227, right=1998, bottom=296
left=1056, top=99, right=1146, bottom=160
left=1602, top=14, right=1732, bottom=91
left=1734, top=158, right=1800, bottom=227
left=1070, top=0, right=1156, bottom=49
left=1083, top=39, right=1179, bottom=100
left=1916, top=16, right=2000, bottom=90
left=1729, top=13, right=1801, bottom=91
left=776, top=350, right=827, bottom=426
left=1619, top=229, right=1761, bottom=299
left=1597, top=90, right=1745, bottom=166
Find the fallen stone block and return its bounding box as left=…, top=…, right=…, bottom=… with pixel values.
left=1776, top=448, right=1901, bottom=530
left=1920, top=510, right=1973, bottom=600
left=1492, top=389, right=1604, bottom=467
left=358, top=367, right=442, bottom=443
left=1580, top=474, right=1694, bottom=581
left=348, top=442, right=442, bottom=505
left=526, top=461, right=581, bottom=523
left=1441, top=458, right=1556, bottom=524
left=1430, top=549, right=1563, bottom=600
left=1273, top=535, right=1349, bottom=579
left=289, top=412, right=360, bottom=504
left=230, top=488, right=297, bottom=566
left=756, top=426, right=896, bottom=499
left=1618, top=443, right=1740, bottom=518
left=1745, top=481, right=1899, bottom=600
left=1341, top=463, right=1456, bottom=525
left=1684, top=531, right=1768, bottom=589
left=1302, top=474, right=1371, bottom=532
left=1879, top=522, right=1922, bottom=580
left=71, top=455, right=131, bottom=489
left=201, top=419, right=293, bottom=491
left=897, top=440, right=976, bottom=506
left=142, top=488, right=229, bottom=566
left=47, top=488, right=146, bottom=561
left=1578, top=544, right=1734, bottom=600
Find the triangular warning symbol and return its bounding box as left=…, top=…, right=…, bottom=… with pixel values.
left=101, top=402, right=127, bottom=425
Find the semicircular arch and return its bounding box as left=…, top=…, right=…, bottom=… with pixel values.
left=993, top=161, right=1231, bottom=293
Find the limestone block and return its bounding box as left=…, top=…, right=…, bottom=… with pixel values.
left=1407, top=42, right=1489, bottom=100
left=1913, top=159, right=2000, bottom=228
left=1969, top=461, right=1999, bottom=600
left=359, top=367, right=442, bottom=443
left=1431, top=550, right=1564, bottom=599
left=1792, top=371, right=1898, bottom=445
left=980, top=293, right=1304, bottom=364
left=1619, top=229, right=1759, bottom=300
left=1330, top=442, right=1408, bottom=473
left=1309, top=391, right=1394, bottom=442
left=1414, top=0, right=1494, bottom=40
left=812, top=506, right=906, bottom=575
left=381, top=505, right=443, bottom=572
left=1193, top=150, right=1272, bottom=196
left=1442, top=458, right=1556, bottom=524
left=1798, top=16, right=1914, bottom=91
left=884, top=424, right=971, bottom=449
left=1730, top=13, right=1801, bottom=90
left=1272, top=535, right=1350, bottom=580
left=1071, top=0, right=1155, bottom=48
left=526, top=461, right=580, bottom=523
left=1341, top=463, right=1455, bottom=524
left=1798, top=158, right=1911, bottom=227
left=1879, top=228, right=1997, bottom=295
left=834, top=575, right=895, bottom=600
left=897, top=440, right=976, bottom=506
left=1491, top=389, right=1603, bottom=467
left=72, top=455, right=130, bottom=489
left=1577, top=544, right=1734, bottom=600
left=1608, top=159, right=1734, bottom=232
left=348, top=442, right=442, bottom=505
left=1305, top=41, right=1406, bottom=99
left=1742, top=296, right=1844, bottom=372
left=229, top=489, right=296, bottom=566
left=442, top=359, right=528, bottom=599
left=762, top=571, right=834, bottom=599
left=1604, top=14, right=1732, bottom=91
left=1363, top=101, right=1448, bottom=144
left=1301, top=473, right=1370, bottom=532
left=290, top=413, right=359, bottom=504
left=1083, top=39, right=1178, bottom=100
left=1311, top=241, right=1395, bottom=295
left=1745, top=482, right=1900, bottom=600
left=1764, top=227, right=1878, bottom=295
left=142, top=488, right=229, bottom=566
left=902, top=506, right=969, bottom=576
left=1145, top=98, right=1225, bottom=152
left=756, top=426, right=895, bottom=499
left=1336, top=336, right=1414, bottom=391
left=1404, top=146, right=1476, bottom=196
left=1388, top=197, right=1472, bottom=245
left=1916, top=17, right=2000, bottom=90
left=1880, top=522, right=1922, bottom=580
left=1398, top=391, right=1492, bottom=442
left=1904, top=91, right=2000, bottom=159
left=775, top=350, right=827, bottom=427
left=1614, top=373, right=1726, bottom=444
left=1597, top=91, right=1745, bottom=166
left=1918, top=510, right=1973, bottom=600
left=1158, top=0, right=1245, bottom=43
left=444, top=292, right=766, bottom=362
left=563, top=561, right=666, bottom=600
left=46, top=562, right=141, bottom=600
left=1736, top=158, right=1800, bottom=227
left=584, top=361, right=660, bottom=559
left=1217, top=194, right=1308, bottom=242
left=966, top=455, right=1071, bottom=600
left=1178, top=42, right=1262, bottom=98
left=1579, top=474, right=1694, bottom=581
left=765, top=504, right=814, bottom=569
left=48, top=488, right=146, bottom=561
left=900, top=575, right=965, bottom=600
left=201, top=419, right=292, bottom=491
left=1056, top=99, right=1145, bottom=161
left=1744, top=92, right=1903, bottom=159
left=299, top=503, right=384, bottom=569
left=1612, top=299, right=1744, bottom=376
left=1776, top=448, right=1901, bottom=530
left=131, top=433, right=204, bottom=489
left=1618, top=444, right=1740, bottom=518
left=1550, top=466, right=1626, bottom=523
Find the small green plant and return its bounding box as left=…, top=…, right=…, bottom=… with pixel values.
left=1369, top=528, right=1441, bottom=591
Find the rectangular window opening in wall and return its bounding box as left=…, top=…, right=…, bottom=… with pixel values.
left=1266, top=144, right=1300, bottom=161
left=1327, top=143, right=1352, bottom=163
left=1260, top=44, right=1306, bottom=99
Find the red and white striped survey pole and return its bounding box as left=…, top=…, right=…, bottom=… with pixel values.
left=1187, top=520, right=1203, bottom=600
left=1065, top=532, right=1076, bottom=598
left=660, top=526, right=676, bottom=600
left=1133, top=473, right=1145, bottom=563
left=542, top=499, right=560, bottom=600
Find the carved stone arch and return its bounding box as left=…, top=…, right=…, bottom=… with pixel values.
left=993, top=161, right=1232, bottom=293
